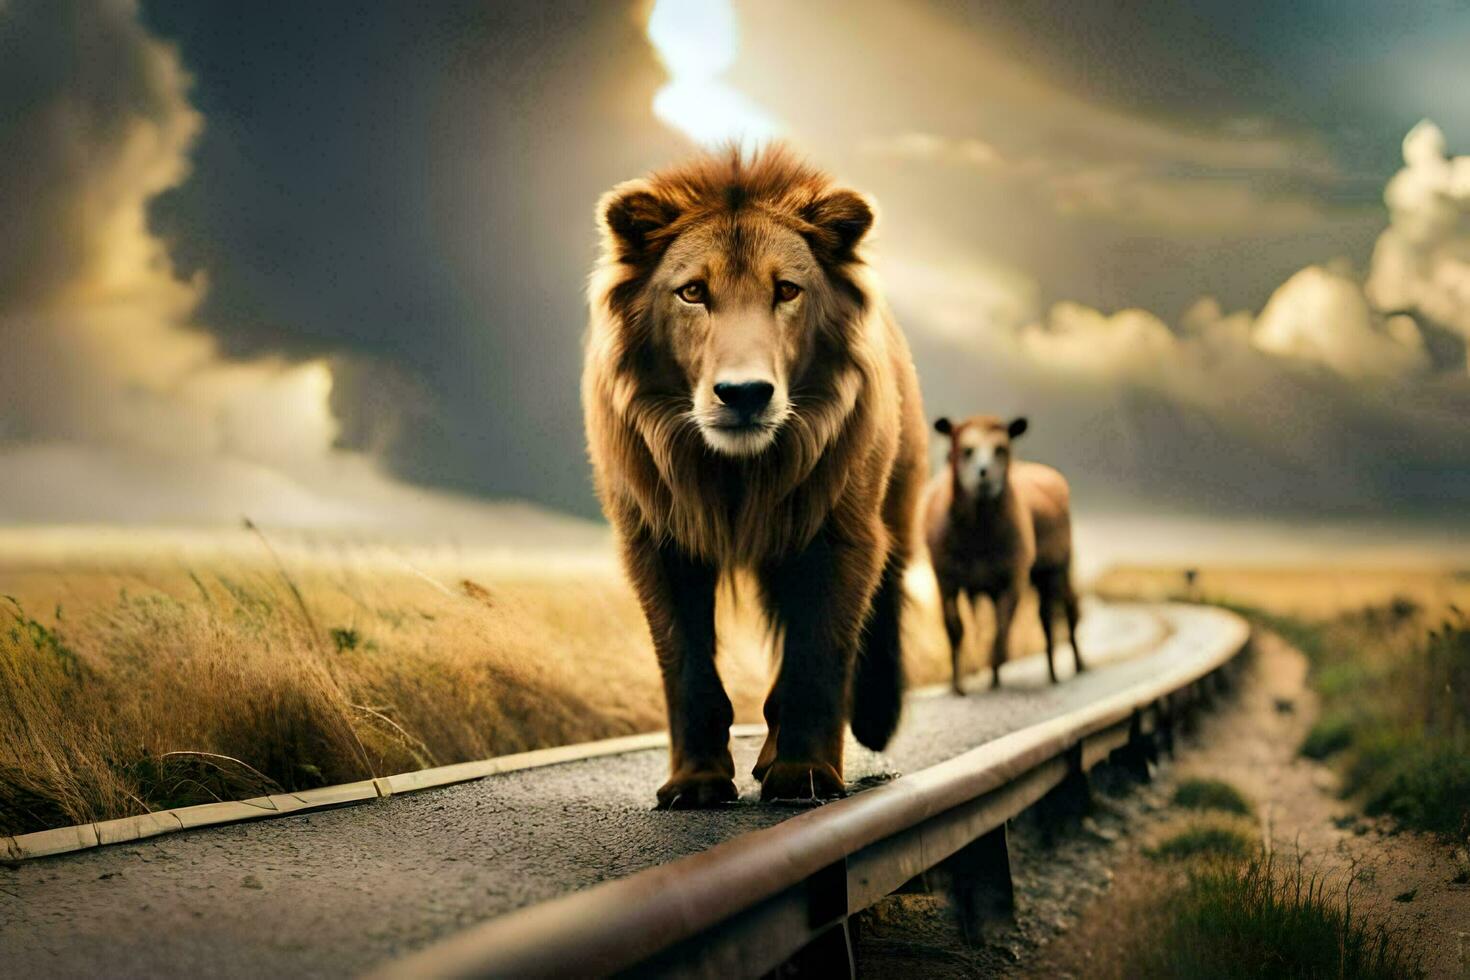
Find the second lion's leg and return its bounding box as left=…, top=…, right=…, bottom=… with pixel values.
left=758, top=526, right=883, bottom=801
left=1064, top=578, right=1085, bottom=673
left=941, top=584, right=965, bottom=695
left=622, top=528, right=735, bottom=809
left=1036, top=578, right=1059, bottom=684
left=990, top=588, right=1018, bottom=689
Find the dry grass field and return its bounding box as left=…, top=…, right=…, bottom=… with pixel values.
left=1096, top=564, right=1470, bottom=620
left=0, top=526, right=1054, bottom=835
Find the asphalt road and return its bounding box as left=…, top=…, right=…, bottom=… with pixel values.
left=1, top=602, right=1176, bottom=978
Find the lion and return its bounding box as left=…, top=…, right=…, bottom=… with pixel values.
left=583, top=146, right=928, bottom=806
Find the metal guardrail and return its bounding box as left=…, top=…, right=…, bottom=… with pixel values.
left=374, top=604, right=1249, bottom=979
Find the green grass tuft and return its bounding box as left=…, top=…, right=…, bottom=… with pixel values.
left=1127, top=855, right=1423, bottom=979
left=1172, top=777, right=1254, bottom=816
left=1301, top=713, right=1355, bottom=759
left=1147, top=816, right=1257, bottom=863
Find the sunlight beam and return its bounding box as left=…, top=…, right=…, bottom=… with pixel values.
left=646, top=0, right=781, bottom=150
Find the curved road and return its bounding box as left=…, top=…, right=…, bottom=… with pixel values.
left=2, top=602, right=1198, bottom=978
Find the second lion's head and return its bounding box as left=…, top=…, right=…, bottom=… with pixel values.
left=590, top=145, right=877, bottom=459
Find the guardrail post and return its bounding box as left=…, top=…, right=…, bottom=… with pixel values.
left=1115, top=712, right=1152, bottom=783
left=1181, top=680, right=1208, bottom=733
left=1141, top=706, right=1161, bottom=767
left=777, top=920, right=854, bottom=979
left=767, top=859, right=854, bottom=978
left=1036, top=744, right=1090, bottom=839
left=1156, top=697, right=1177, bottom=758
left=941, top=823, right=1015, bottom=944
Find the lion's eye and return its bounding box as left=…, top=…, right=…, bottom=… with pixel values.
left=776, top=280, right=802, bottom=303
left=676, top=281, right=707, bottom=305
left=963, top=447, right=974, bottom=459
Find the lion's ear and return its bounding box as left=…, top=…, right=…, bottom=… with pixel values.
left=598, top=181, right=679, bottom=261
left=801, top=189, right=874, bottom=260
left=933, top=417, right=953, bottom=436
left=1008, top=416, right=1028, bottom=439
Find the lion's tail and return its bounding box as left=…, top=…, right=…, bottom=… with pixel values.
left=851, top=553, right=906, bottom=751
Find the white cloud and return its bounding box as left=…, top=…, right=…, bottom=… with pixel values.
left=974, top=263, right=1429, bottom=385
left=1365, top=120, right=1470, bottom=371
left=1178, top=297, right=1253, bottom=347
left=1252, top=265, right=1428, bottom=380
left=874, top=252, right=1038, bottom=349
left=1016, top=303, right=1177, bottom=376
left=862, top=129, right=1331, bottom=233
left=859, top=132, right=1005, bottom=168
left=883, top=124, right=1464, bottom=387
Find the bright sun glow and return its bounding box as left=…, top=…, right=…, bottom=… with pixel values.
left=646, top=0, right=781, bottom=150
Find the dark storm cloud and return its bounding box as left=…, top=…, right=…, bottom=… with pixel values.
left=141, top=1, right=687, bottom=514
left=0, top=0, right=428, bottom=528
left=0, top=0, right=194, bottom=308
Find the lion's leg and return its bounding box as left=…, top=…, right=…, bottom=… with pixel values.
left=850, top=549, right=906, bottom=749
left=753, top=681, right=780, bottom=782
left=758, top=524, right=884, bottom=801
left=940, top=582, right=965, bottom=695
left=622, top=528, right=735, bottom=809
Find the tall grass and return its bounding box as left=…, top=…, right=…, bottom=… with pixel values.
left=0, top=551, right=672, bottom=835
left=0, top=530, right=988, bottom=835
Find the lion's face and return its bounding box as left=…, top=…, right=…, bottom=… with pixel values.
left=594, top=150, right=875, bottom=460
left=647, top=215, right=828, bottom=456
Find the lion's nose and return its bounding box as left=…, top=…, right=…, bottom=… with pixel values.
left=713, top=381, right=774, bottom=419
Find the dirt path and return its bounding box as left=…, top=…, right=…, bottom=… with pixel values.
left=854, top=628, right=1468, bottom=978
left=1022, top=630, right=1470, bottom=979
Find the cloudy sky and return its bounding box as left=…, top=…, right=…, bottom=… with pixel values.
left=2, top=0, right=1468, bottom=545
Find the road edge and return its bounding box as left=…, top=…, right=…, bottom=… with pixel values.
left=2, top=603, right=1163, bottom=862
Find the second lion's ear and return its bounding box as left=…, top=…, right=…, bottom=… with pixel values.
left=933, top=417, right=953, bottom=436
left=598, top=181, right=679, bottom=261
left=1008, top=416, right=1028, bottom=439
left=801, top=189, right=874, bottom=260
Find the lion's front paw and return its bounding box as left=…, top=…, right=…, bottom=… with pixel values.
left=759, top=760, right=845, bottom=803
left=656, top=770, right=739, bottom=810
